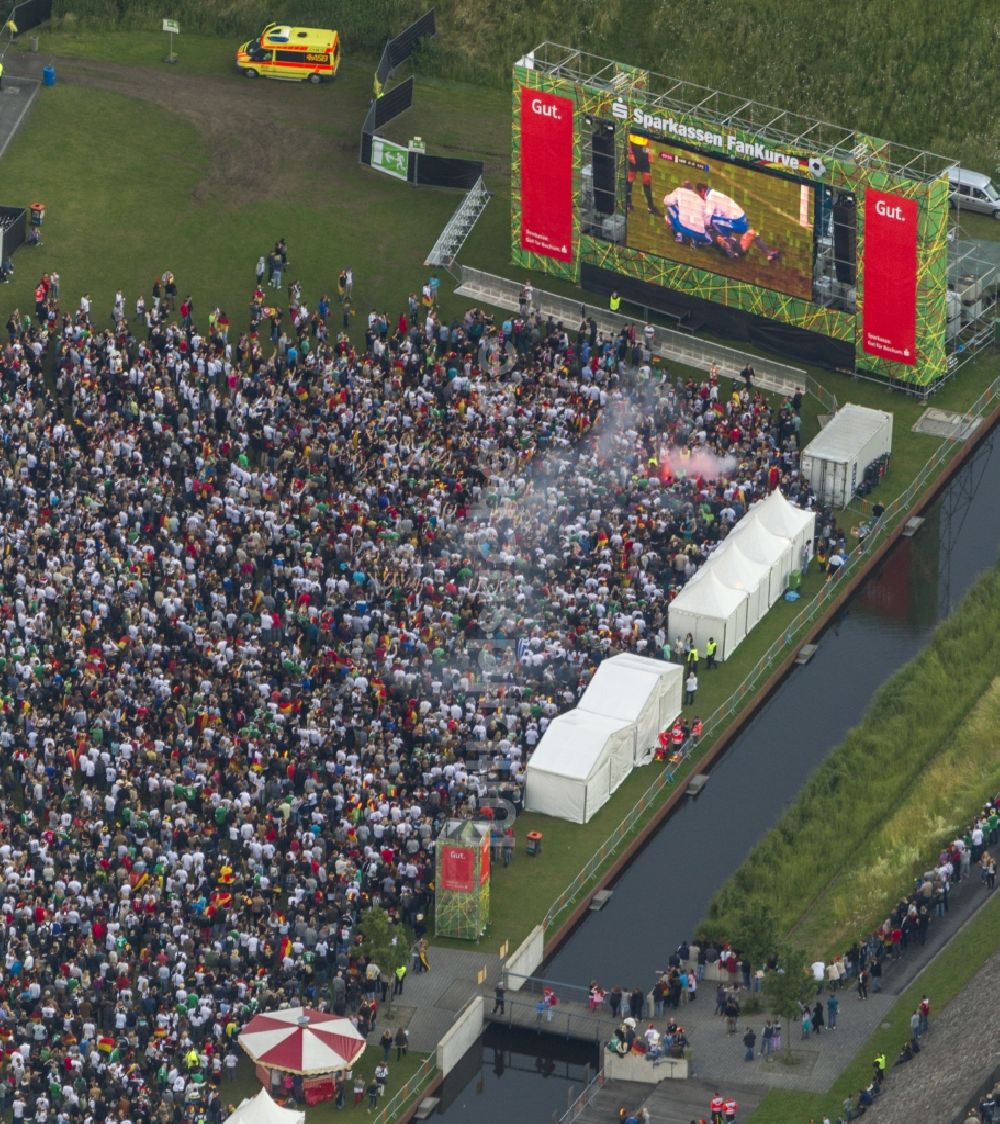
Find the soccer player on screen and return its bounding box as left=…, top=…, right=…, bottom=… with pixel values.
left=626, top=136, right=661, bottom=215
left=663, top=181, right=713, bottom=247
left=696, top=183, right=781, bottom=263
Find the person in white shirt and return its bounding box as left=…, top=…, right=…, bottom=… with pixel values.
left=696, top=183, right=780, bottom=262
left=664, top=181, right=712, bottom=247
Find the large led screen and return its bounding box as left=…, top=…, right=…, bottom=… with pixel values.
left=625, top=134, right=816, bottom=300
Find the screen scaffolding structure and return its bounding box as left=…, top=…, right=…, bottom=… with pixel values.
left=511, top=43, right=990, bottom=392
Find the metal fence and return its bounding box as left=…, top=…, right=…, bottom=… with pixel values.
left=455, top=266, right=811, bottom=388
left=485, top=995, right=617, bottom=1044
left=371, top=1055, right=436, bottom=1124
left=541, top=373, right=1000, bottom=938
left=502, top=973, right=591, bottom=1002
left=557, top=1066, right=605, bottom=1123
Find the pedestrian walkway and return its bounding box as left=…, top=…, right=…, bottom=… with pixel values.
left=485, top=992, right=619, bottom=1046
left=593, top=872, right=996, bottom=1101
left=388, top=946, right=502, bottom=1052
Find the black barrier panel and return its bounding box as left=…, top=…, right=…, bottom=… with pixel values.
left=11, top=0, right=51, bottom=33
left=372, top=77, right=413, bottom=130
left=0, top=206, right=26, bottom=263
left=409, top=152, right=483, bottom=190
left=359, top=98, right=376, bottom=164
left=388, top=7, right=435, bottom=69
left=580, top=261, right=853, bottom=370
left=376, top=7, right=436, bottom=86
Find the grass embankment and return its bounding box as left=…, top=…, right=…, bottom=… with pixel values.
left=48, top=0, right=1000, bottom=171
left=706, top=560, right=1000, bottom=957
left=751, top=887, right=1000, bottom=1123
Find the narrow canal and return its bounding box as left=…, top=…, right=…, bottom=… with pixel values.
left=434, top=425, right=999, bottom=1119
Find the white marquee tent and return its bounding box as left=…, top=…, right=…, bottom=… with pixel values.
left=704, top=538, right=772, bottom=629
left=525, top=710, right=635, bottom=824
left=726, top=514, right=796, bottom=605
left=751, top=491, right=816, bottom=568
left=668, top=569, right=749, bottom=662
left=577, top=653, right=683, bottom=763
left=227, top=1090, right=305, bottom=1124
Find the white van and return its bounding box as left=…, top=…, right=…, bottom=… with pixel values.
left=947, top=168, right=1000, bottom=219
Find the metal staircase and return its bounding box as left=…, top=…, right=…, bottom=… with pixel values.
left=425, top=177, right=492, bottom=269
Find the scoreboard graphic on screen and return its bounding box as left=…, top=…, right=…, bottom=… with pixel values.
left=511, top=45, right=957, bottom=389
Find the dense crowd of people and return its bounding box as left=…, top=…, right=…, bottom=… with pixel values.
left=0, top=250, right=820, bottom=1122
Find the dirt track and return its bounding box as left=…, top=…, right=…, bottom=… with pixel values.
left=10, top=53, right=362, bottom=205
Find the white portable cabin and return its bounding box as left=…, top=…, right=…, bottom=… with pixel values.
left=668, top=569, right=749, bottom=663
left=578, top=653, right=683, bottom=762
left=524, top=710, right=636, bottom=824
left=751, top=491, right=817, bottom=570
left=726, top=513, right=796, bottom=605
left=702, top=537, right=772, bottom=630
left=800, top=404, right=893, bottom=508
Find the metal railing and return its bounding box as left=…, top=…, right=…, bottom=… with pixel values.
left=455, top=266, right=810, bottom=386
left=371, top=1055, right=436, bottom=1124
left=557, top=1066, right=605, bottom=1123
left=485, top=995, right=617, bottom=1043
left=502, top=973, right=591, bottom=1001
left=541, top=370, right=1000, bottom=938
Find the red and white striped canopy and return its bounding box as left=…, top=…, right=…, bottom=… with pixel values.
left=239, top=1007, right=367, bottom=1074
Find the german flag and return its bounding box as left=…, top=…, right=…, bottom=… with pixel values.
left=279, top=937, right=292, bottom=961
left=97, top=1037, right=115, bottom=1053
left=132, top=871, right=150, bottom=892
left=210, top=891, right=232, bottom=910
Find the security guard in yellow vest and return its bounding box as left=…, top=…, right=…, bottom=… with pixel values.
left=705, top=637, right=717, bottom=669
left=873, top=1051, right=886, bottom=1084
left=687, top=645, right=699, bottom=670
left=609, top=290, right=621, bottom=313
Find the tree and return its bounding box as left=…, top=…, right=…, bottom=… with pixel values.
left=762, top=943, right=816, bottom=1057
left=732, top=902, right=779, bottom=977
left=357, top=907, right=413, bottom=1012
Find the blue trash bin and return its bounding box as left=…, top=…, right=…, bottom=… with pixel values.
left=42, top=65, right=56, bottom=86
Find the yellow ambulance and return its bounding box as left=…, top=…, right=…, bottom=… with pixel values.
left=235, top=24, right=341, bottom=83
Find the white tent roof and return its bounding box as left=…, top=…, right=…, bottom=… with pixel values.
left=801, top=404, right=892, bottom=463
left=526, top=708, right=636, bottom=822
left=227, top=1090, right=305, bottom=1124
left=577, top=654, right=683, bottom=762
left=528, top=710, right=634, bottom=780
left=705, top=538, right=770, bottom=598
left=728, top=514, right=794, bottom=569
left=751, top=490, right=815, bottom=546
left=606, top=653, right=675, bottom=677
left=670, top=568, right=749, bottom=619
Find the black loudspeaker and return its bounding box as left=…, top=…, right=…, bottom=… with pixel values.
left=832, top=194, right=856, bottom=285
left=591, top=126, right=616, bottom=215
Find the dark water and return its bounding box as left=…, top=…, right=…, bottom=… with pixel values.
left=436, top=426, right=999, bottom=1118
left=434, top=1026, right=598, bottom=1121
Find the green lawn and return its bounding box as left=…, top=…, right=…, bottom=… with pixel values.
left=0, top=43, right=493, bottom=331
left=751, top=889, right=1000, bottom=1122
